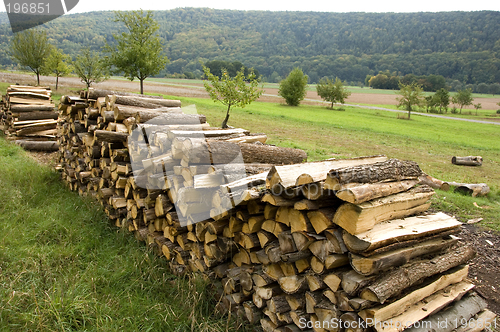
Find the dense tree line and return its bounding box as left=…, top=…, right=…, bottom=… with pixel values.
left=1, top=9, right=500, bottom=85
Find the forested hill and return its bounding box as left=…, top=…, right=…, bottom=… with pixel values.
left=0, top=8, right=499, bottom=84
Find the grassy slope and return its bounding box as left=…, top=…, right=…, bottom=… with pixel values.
left=0, top=138, right=250, bottom=331
left=174, top=96, right=500, bottom=230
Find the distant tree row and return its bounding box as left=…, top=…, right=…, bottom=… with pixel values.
left=9, top=10, right=168, bottom=94
left=366, top=72, right=447, bottom=92
left=396, top=83, right=485, bottom=119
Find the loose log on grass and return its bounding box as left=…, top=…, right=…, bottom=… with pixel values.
left=452, top=156, right=482, bottom=166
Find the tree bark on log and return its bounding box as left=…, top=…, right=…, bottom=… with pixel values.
left=324, top=159, right=422, bottom=190
left=342, top=212, right=462, bottom=254
left=349, top=236, right=458, bottom=276
left=15, top=140, right=59, bottom=151
left=452, top=156, right=482, bottom=166
left=359, top=243, right=475, bottom=303
left=446, top=182, right=490, bottom=197
left=335, top=180, right=418, bottom=204
left=110, top=94, right=181, bottom=108
left=359, top=265, right=469, bottom=323
left=13, top=111, right=59, bottom=121
left=266, top=155, right=387, bottom=190
left=9, top=104, right=55, bottom=112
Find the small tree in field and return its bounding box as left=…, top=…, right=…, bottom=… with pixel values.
left=434, top=88, right=450, bottom=113
left=106, top=10, right=168, bottom=95
left=316, top=77, right=351, bottom=109
left=9, top=29, right=52, bottom=85
left=72, top=48, right=109, bottom=90
left=473, top=103, right=482, bottom=115
left=451, top=88, right=473, bottom=114
left=279, top=68, right=308, bottom=106
left=43, top=48, right=72, bottom=90
left=396, top=82, right=424, bottom=119
left=203, top=65, right=263, bottom=128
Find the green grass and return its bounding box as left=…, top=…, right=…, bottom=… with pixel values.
left=0, top=137, right=251, bottom=331
left=173, top=96, right=500, bottom=230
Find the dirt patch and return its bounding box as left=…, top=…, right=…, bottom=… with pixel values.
left=26, top=150, right=59, bottom=167
left=460, top=224, right=500, bottom=315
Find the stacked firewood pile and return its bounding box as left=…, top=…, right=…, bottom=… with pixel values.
left=57, top=89, right=496, bottom=332
left=0, top=85, right=59, bottom=151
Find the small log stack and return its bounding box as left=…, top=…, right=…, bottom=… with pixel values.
left=0, top=85, right=59, bottom=150
left=56, top=89, right=496, bottom=332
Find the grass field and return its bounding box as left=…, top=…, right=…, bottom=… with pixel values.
left=0, top=138, right=251, bottom=331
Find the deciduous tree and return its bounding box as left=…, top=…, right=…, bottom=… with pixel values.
left=43, top=48, right=72, bottom=90
left=72, top=47, right=109, bottom=90
left=106, top=10, right=168, bottom=94
left=396, top=82, right=424, bottom=119
left=203, top=65, right=263, bottom=128
left=434, top=88, right=450, bottom=113
left=9, top=29, right=52, bottom=85
left=451, top=89, right=473, bottom=113
left=316, top=77, right=351, bottom=109
left=279, top=68, right=308, bottom=106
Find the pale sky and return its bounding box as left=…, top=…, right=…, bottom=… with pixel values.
left=2, top=0, right=500, bottom=14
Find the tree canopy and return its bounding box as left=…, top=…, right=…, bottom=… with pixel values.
left=43, top=47, right=72, bottom=90
left=106, top=10, right=168, bottom=94
left=72, top=47, right=109, bottom=90
left=316, top=77, right=351, bottom=109
left=396, top=82, right=424, bottom=119
left=202, top=65, right=263, bottom=128
left=9, top=29, right=52, bottom=85
left=452, top=89, right=474, bottom=113
left=278, top=68, right=308, bottom=106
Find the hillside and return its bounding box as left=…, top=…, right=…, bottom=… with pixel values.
left=0, top=8, right=499, bottom=83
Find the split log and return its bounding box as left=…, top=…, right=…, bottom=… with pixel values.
left=266, top=155, right=387, bottom=190
left=342, top=212, right=462, bottom=254
left=452, top=156, right=482, bottom=166
left=364, top=282, right=475, bottom=332
left=405, top=292, right=489, bottom=332
left=349, top=236, right=458, bottom=276
left=335, top=180, right=417, bottom=204
left=359, top=243, right=475, bottom=303
left=359, top=265, right=469, bottom=323
left=324, top=158, right=422, bottom=190
left=333, top=186, right=434, bottom=235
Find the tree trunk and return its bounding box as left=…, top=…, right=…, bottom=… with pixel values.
left=221, top=104, right=231, bottom=128
left=56, top=75, right=59, bottom=90
left=140, top=78, right=144, bottom=95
